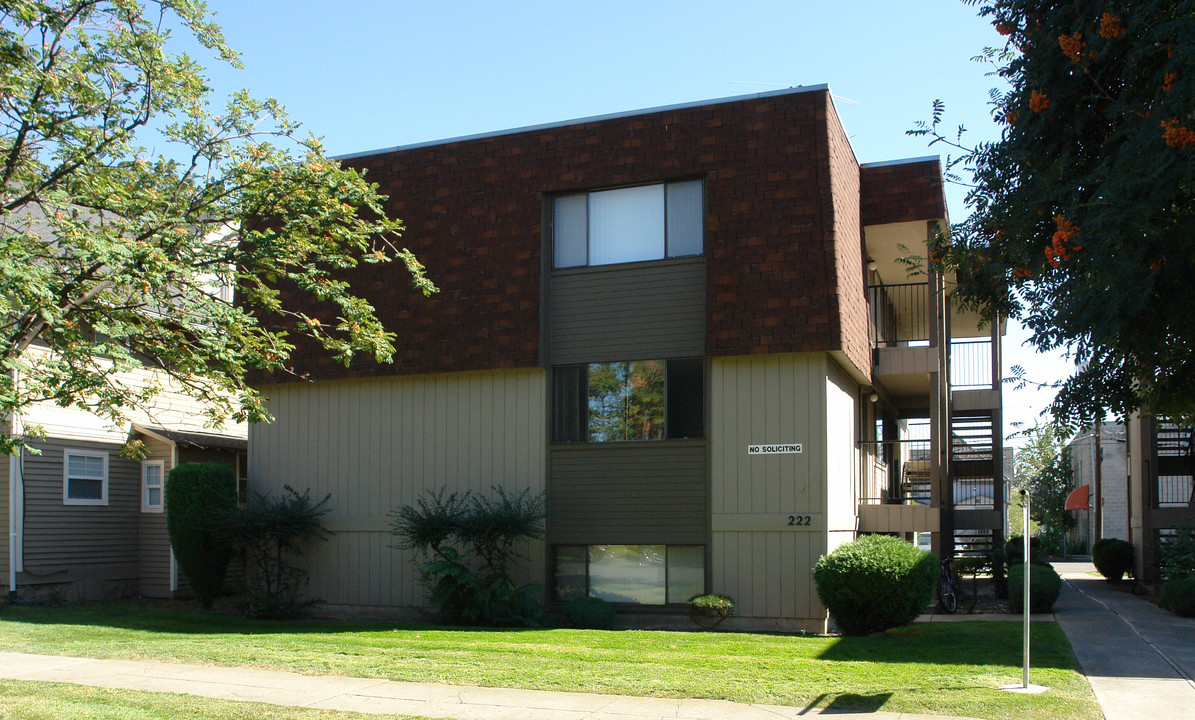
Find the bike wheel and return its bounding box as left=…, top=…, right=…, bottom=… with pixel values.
left=940, top=579, right=958, bottom=614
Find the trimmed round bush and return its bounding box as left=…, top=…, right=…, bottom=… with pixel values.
left=166, top=462, right=238, bottom=610
left=1004, top=535, right=1044, bottom=566
left=565, top=596, right=615, bottom=629
left=1092, top=538, right=1134, bottom=581
left=813, top=534, right=936, bottom=636
left=1161, top=578, right=1195, bottom=618
left=1008, top=562, right=1062, bottom=613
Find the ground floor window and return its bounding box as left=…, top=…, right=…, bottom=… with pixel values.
left=553, top=544, right=705, bottom=605
left=63, top=449, right=108, bottom=505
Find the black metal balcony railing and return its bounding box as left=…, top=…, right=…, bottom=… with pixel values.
left=1155, top=423, right=1193, bottom=508
left=950, top=338, right=994, bottom=390
left=868, top=283, right=929, bottom=347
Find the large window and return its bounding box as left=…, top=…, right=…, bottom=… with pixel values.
left=554, top=544, right=705, bottom=605
left=552, top=358, right=704, bottom=443
left=553, top=180, right=703, bottom=268
left=63, top=449, right=108, bottom=505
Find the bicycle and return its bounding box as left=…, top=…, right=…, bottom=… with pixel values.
left=939, top=556, right=958, bottom=614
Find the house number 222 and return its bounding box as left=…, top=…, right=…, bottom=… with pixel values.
left=787, top=515, right=812, bottom=526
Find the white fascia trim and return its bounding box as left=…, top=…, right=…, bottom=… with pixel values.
left=859, top=155, right=942, bottom=169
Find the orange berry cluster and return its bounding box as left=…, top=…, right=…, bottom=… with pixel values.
left=1029, top=90, right=1050, bottom=113
left=1163, top=72, right=1178, bottom=93
left=1162, top=120, right=1195, bottom=150
left=1046, top=215, right=1081, bottom=268
left=1058, top=32, right=1085, bottom=62
left=1099, top=13, right=1125, bottom=39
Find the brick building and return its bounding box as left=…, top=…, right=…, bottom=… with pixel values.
left=249, top=86, right=1005, bottom=630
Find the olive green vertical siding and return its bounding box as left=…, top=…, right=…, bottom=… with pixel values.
left=825, top=360, right=862, bottom=553
left=548, top=442, right=707, bottom=545
left=138, top=436, right=173, bottom=598
left=548, top=258, right=706, bottom=364
left=19, top=438, right=140, bottom=594
left=1, top=456, right=9, bottom=587
left=250, top=368, right=547, bottom=610
left=709, top=353, right=829, bottom=623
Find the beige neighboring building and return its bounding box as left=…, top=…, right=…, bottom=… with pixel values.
left=250, top=88, right=1006, bottom=631
left=2, top=353, right=246, bottom=602
left=1067, top=423, right=1129, bottom=553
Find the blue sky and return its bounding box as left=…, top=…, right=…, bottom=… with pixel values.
left=192, top=0, right=1073, bottom=443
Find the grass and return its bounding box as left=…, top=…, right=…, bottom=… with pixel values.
left=0, top=679, right=430, bottom=720
left=0, top=602, right=1102, bottom=720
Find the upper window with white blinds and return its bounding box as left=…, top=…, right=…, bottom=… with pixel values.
left=553, top=180, right=703, bottom=268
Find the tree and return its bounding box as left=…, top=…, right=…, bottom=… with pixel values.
left=165, top=461, right=237, bottom=610
left=0, top=1, right=435, bottom=453
left=1013, top=425, right=1077, bottom=545
left=911, top=1, right=1195, bottom=429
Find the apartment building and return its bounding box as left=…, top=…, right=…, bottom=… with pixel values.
left=248, top=86, right=1005, bottom=630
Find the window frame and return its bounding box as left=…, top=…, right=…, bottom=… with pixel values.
left=552, top=543, right=707, bottom=606
left=552, top=179, right=704, bottom=269
left=142, top=459, right=165, bottom=513
left=63, top=448, right=109, bottom=506
left=551, top=357, right=705, bottom=444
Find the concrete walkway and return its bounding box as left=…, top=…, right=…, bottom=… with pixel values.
left=1053, top=560, right=1195, bottom=720
left=0, top=650, right=981, bottom=720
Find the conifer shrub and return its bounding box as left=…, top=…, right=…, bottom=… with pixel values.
left=1161, top=578, right=1195, bottom=618
left=813, top=534, right=936, bottom=635
left=215, top=486, right=332, bottom=618
left=392, top=486, right=546, bottom=626
left=1092, top=538, right=1134, bottom=581
left=1008, top=562, right=1062, bottom=613
left=165, top=463, right=238, bottom=610
left=565, top=596, right=616, bottom=629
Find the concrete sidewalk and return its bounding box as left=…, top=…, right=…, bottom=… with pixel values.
left=1052, top=560, right=1195, bottom=720
left=0, top=650, right=982, bottom=720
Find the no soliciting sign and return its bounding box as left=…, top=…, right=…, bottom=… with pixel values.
left=748, top=443, right=803, bottom=455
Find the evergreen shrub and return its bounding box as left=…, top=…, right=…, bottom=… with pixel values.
left=165, top=463, right=238, bottom=610
left=1008, top=562, right=1062, bottom=613
left=565, top=596, right=616, bottom=629
left=1161, top=578, right=1195, bottom=618
left=813, top=534, right=936, bottom=636
left=1092, top=538, right=1134, bottom=581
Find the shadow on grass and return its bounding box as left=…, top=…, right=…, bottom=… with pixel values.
left=0, top=600, right=549, bottom=637
left=816, top=622, right=1081, bottom=671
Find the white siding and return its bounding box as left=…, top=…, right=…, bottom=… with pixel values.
left=250, top=369, right=548, bottom=610
left=825, top=360, right=861, bottom=553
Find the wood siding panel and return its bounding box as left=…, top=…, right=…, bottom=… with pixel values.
left=548, top=442, right=707, bottom=545
left=249, top=369, right=547, bottom=609
left=548, top=258, right=705, bottom=365
left=1, top=458, right=9, bottom=584
left=826, top=361, right=861, bottom=534
left=19, top=438, right=139, bottom=586
left=709, top=354, right=830, bottom=622
left=138, top=436, right=173, bottom=598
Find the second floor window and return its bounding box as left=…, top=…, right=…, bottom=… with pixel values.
left=553, top=180, right=703, bottom=268
left=552, top=358, right=704, bottom=442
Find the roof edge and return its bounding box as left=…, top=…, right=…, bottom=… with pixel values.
left=859, top=155, right=941, bottom=169
left=335, top=85, right=831, bottom=160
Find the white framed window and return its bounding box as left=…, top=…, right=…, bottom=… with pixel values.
left=553, top=179, right=703, bottom=268
left=63, top=449, right=108, bottom=505
left=142, top=460, right=165, bottom=513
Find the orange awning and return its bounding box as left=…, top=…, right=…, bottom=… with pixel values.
left=1065, top=484, right=1090, bottom=511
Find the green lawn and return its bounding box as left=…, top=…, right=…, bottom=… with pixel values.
left=0, top=603, right=1102, bottom=720
left=0, top=679, right=429, bottom=720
